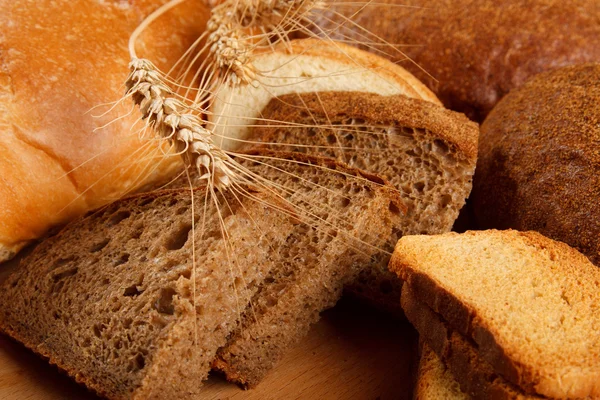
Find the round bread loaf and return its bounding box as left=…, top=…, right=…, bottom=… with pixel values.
left=312, top=0, right=600, bottom=121
left=472, top=64, right=600, bottom=266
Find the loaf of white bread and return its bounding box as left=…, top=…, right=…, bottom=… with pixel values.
left=390, top=230, right=600, bottom=399
left=0, top=0, right=212, bottom=262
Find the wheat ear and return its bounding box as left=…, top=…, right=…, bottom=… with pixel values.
left=125, top=0, right=323, bottom=190
left=125, top=58, right=236, bottom=191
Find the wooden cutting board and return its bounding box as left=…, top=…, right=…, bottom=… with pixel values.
left=0, top=253, right=417, bottom=400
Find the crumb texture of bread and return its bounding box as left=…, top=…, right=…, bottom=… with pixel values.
left=209, top=38, right=440, bottom=150
left=473, top=63, right=600, bottom=266
left=312, top=0, right=600, bottom=121
left=415, top=342, right=468, bottom=400
left=247, top=92, right=478, bottom=310
left=0, top=188, right=293, bottom=399
left=391, top=230, right=600, bottom=399
left=212, top=152, right=405, bottom=386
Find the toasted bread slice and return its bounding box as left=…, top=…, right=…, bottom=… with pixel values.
left=390, top=230, right=600, bottom=399
left=405, top=286, right=542, bottom=400
left=415, top=342, right=468, bottom=400
left=208, top=38, right=440, bottom=150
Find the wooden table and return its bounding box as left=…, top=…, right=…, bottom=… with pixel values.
left=0, top=253, right=417, bottom=400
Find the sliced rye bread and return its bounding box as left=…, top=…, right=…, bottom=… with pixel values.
left=207, top=151, right=407, bottom=387
left=245, top=91, right=478, bottom=309
left=0, top=187, right=296, bottom=399
left=208, top=38, right=441, bottom=151
left=415, top=342, right=468, bottom=400
left=390, top=230, right=600, bottom=399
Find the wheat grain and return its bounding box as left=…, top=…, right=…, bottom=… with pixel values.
left=125, top=58, right=236, bottom=191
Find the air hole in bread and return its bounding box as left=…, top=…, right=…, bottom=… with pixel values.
left=123, top=285, right=142, bottom=298
left=164, top=223, right=192, bottom=250
left=154, top=288, right=176, bottom=315
left=90, top=238, right=110, bottom=253
left=51, top=267, right=79, bottom=282
left=107, top=210, right=131, bottom=227
left=137, top=197, right=155, bottom=207
left=114, top=253, right=130, bottom=267
left=389, top=201, right=402, bottom=216
left=440, top=194, right=452, bottom=208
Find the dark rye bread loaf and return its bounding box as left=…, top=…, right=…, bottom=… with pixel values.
left=390, top=230, right=600, bottom=399
left=0, top=187, right=295, bottom=399
left=473, top=63, right=600, bottom=266
left=247, top=92, right=478, bottom=310
left=211, top=152, right=406, bottom=387
left=405, top=288, right=541, bottom=400
left=311, top=0, right=600, bottom=121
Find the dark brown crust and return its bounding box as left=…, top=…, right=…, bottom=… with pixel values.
left=473, top=63, right=600, bottom=266
left=402, top=286, right=542, bottom=400
left=391, top=248, right=537, bottom=393
left=251, top=91, right=479, bottom=161
left=314, top=0, right=600, bottom=121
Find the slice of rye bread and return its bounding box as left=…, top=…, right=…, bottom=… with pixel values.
left=415, top=341, right=468, bottom=400
left=246, top=91, right=478, bottom=309
left=390, top=230, right=600, bottom=399
left=404, top=287, right=542, bottom=400
left=210, top=151, right=407, bottom=387
left=0, top=187, right=296, bottom=400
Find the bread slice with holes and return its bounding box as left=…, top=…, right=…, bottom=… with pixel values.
left=390, top=230, right=600, bottom=399
left=208, top=38, right=441, bottom=151
left=0, top=187, right=295, bottom=400
left=211, top=151, right=406, bottom=387
left=247, top=91, right=478, bottom=310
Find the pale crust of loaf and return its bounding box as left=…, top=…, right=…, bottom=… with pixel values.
left=404, top=287, right=541, bottom=400
left=390, top=230, right=600, bottom=399
left=0, top=0, right=210, bottom=262
left=261, top=39, right=441, bottom=105
left=314, top=0, right=600, bottom=121
left=473, top=63, right=600, bottom=266
left=209, top=38, right=441, bottom=150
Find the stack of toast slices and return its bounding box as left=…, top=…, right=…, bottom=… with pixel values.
left=390, top=229, right=600, bottom=399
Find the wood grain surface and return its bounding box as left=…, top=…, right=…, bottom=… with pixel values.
left=0, top=250, right=417, bottom=400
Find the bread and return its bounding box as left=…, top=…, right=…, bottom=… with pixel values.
left=472, top=63, right=600, bottom=266
left=208, top=38, right=441, bottom=151
left=246, top=91, right=478, bottom=310
left=390, top=229, right=600, bottom=398
left=405, top=288, right=541, bottom=400
left=415, top=342, right=468, bottom=400
left=0, top=0, right=210, bottom=262
left=0, top=186, right=296, bottom=399
left=311, top=0, right=600, bottom=121
left=212, top=151, right=406, bottom=387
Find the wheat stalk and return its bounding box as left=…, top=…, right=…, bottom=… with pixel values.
left=125, top=0, right=323, bottom=191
